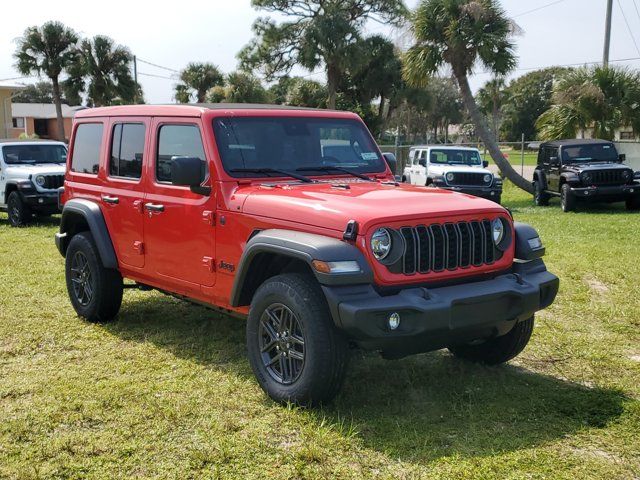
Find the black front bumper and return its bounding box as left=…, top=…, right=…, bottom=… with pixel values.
left=570, top=183, right=640, bottom=200
left=436, top=183, right=502, bottom=200
left=322, top=259, right=558, bottom=358
left=19, top=188, right=60, bottom=213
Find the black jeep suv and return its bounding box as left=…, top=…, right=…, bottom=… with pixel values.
left=532, top=139, right=640, bottom=212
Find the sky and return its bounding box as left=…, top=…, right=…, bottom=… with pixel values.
left=2, top=0, right=640, bottom=103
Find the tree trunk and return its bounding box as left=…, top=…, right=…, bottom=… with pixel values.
left=197, top=89, right=206, bottom=104
left=456, top=73, right=533, bottom=194
left=378, top=93, right=385, bottom=119
left=51, top=77, right=66, bottom=142
left=327, top=64, right=338, bottom=110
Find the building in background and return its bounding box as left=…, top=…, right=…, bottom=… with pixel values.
left=0, top=82, right=24, bottom=139
left=8, top=103, right=86, bottom=141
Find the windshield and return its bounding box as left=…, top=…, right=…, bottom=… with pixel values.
left=2, top=144, right=67, bottom=165
left=429, top=149, right=482, bottom=166
left=213, top=117, right=386, bottom=178
left=562, top=144, right=618, bottom=163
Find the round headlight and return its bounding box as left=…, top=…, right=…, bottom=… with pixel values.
left=491, top=218, right=505, bottom=245
left=371, top=228, right=392, bottom=260
left=582, top=172, right=592, bottom=184
left=445, top=172, right=455, bottom=183
left=35, top=175, right=46, bottom=187
left=622, top=170, right=631, bottom=182
left=483, top=174, right=492, bottom=184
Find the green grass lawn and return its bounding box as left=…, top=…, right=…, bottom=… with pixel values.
left=1, top=187, right=639, bottom=479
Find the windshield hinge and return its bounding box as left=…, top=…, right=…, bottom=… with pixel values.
left=343, top=220, right=358, bottom=241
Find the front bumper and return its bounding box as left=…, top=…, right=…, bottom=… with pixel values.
left=322, top=259, right=558, bottom=358
left=435, top=182, right=502, bottom=200
left=21, top=191, right=60, bottom=212
left=570, top=183, right=640, bottom=200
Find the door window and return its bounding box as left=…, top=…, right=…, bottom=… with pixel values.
left=156, top=125, right=206, bottom=183
left=109, top=123, right=145, bottom=179
left=71, top=123, right=103, bottom=175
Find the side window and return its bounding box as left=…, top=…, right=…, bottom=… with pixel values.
left=419, top=150, right=427, bottom=166
left=110, top=123, right=145, bottom=179
left=549, top=147, right=559, bottom=164
left=71, top=123, right=103, bottom=174
left=156, top=124, right=206, bottom=183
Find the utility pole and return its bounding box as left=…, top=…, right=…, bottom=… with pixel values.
left=603, top=0, right=613, bottom=67
left=133, top=55, right=138, bottom=103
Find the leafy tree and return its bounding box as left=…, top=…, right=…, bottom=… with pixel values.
left=65, top=36, right=138, bottom=107
left=423, top=77, right=463, bottom=141
left=207, top=72, right=270, bottom=103
left=14, top=21, right=79, bottom=140
left=239, top=0, right=407, bottom=109
left=477, top=77, right=506, bottom=141
left=12, top=81, right=61, bottom=104
left=175, top=62, right=224, bottom=103
left=500, top=67, right=567, bottom=141
left=286, top=78, right=328, bottom=108
left=404, top=0, right=532, bottom=193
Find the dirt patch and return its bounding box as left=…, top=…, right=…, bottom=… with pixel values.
left=629, top=354, right=640, bottom=363
left=583, top=275, right=610, bottom=297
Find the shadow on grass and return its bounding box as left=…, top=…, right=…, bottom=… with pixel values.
left=105, top=294, right=628, bottom=462
left=504, top=195, right=635, bottom=215
left=0, top=213, right=61, bottom=229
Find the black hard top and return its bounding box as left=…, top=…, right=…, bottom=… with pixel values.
left=540, top=138, right=614, bottom=148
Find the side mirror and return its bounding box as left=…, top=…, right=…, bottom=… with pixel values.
left=482, top=160, right=489, bottom=168
left=171, top=156, right=210, bottom=195
left=382, top=152, right=397, bottom=175
left=619, top=153, right=626, bottom=163
left=550, top=156, right=559, bottom=165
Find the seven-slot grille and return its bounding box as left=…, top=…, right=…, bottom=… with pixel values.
left=447, top=172, right=490, bottom=186
left=399, top=220, right=495, bottom=275
left=586, top=169, right=629, bottom=186
left=41, top=174, right=64, bottom=190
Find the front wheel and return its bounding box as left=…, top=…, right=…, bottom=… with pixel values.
left=561, top=183, right=577, bottom=212
left=7, top=191, right=31, bottom=227
left=246, top=273, right=349, bottom=407
left=448, top=316, right=534, bottom=365
left=65, top=232, right=123, bottom=323
left=533, top=180, right=550, bottom=206
left=626, top=196, right=640, bottom=211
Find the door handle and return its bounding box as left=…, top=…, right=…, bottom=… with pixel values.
left=144, top=203, right=165, bottom=212
left=102, top=195, right=119, bottom=204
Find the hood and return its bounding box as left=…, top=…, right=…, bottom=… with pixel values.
left=6, top=163, right=66, bottom=176
left=429, top=164, right=489, bottom=175
left=238, top=180, right=506, bottom=233
left=562, top=162, right=632, bottom=173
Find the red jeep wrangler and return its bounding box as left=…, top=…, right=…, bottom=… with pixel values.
left=55, top=105, right=559, bottom=405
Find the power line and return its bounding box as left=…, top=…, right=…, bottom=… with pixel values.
left=633, top=0, right=640, bottom=22
left=137, top=71, right=175, bottom=80
left=136, top=58, right=179, bottom=73
left=617, top=0, right=640, bottom=56
left=0, top=75, right=35, bottom=82
left=474, top=56, right=640, bottom=76
left=513, top=0, right=569, bottom=18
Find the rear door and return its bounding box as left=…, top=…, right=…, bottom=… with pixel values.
left=547, top=147, right=561, bottom=191
left=143, top=118, right=216, bottom=291
left=100, top=119, right=148, bottom=268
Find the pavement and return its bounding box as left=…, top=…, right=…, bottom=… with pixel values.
left=488, top=165, right=535, bottom=181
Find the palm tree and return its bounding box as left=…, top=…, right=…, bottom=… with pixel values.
left=14, top=21, right=79, bottom=141
left=66, top=36, right=138, bottom=107
left=175, top=63, right=224, bottom=103
left=477, top=77, right=506, bottom=142
left=404, top=0, right=532, bottom=192
left=537, top=66, right=640, bottom=141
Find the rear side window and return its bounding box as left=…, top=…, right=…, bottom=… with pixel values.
left=71, top=123, right=103, bottom=174
left=156, top=124, right=206, bottom=183
left=110, top=123, right=145, bottom=179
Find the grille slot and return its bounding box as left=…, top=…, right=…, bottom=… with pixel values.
left=587, top=169, right=627, bottom=186
left=398, top=220, right=495, bottom=275
left=42, top=174, right=64, bottom=190
left=448, top=172, right=489, bottom=186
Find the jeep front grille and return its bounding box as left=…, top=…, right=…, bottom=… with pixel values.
left=447, top=172, right=489, bottom=186
left=588, top=170, right=628, bottom=186
left=399, top=220, right=495, bottom=274
left=42, top=174, right=64, bottom=190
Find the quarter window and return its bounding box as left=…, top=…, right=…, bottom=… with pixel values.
left=110, top=123, right=145, bottom=179
left=156, top=125, right=206, bottom=183
left=71, top=123, right=103, bottom=175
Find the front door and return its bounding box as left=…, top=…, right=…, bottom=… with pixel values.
left=547, top=147, right=561, bottom=191
left=100, top=119, right=148, bottom=268
left=143, top=119, right=216, bottom=291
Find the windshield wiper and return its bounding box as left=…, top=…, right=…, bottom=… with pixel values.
left=229, top=168, right=313, bottom=183
left=297, top=165, right=374, bottom=182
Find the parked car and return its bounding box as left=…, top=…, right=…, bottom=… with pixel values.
left=55, top=105, right=559, bottom=406
left=403, top=145, right=502, bottom=203
left=532, top=139, right=640, bottom=212
left=0, top=140, right=67, bottom=227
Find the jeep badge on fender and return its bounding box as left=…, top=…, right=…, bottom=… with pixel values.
left=55, top=104, right=559, bottom=406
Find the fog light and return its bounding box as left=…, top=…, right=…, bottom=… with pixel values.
left=388, top=312, right=401, bottom=330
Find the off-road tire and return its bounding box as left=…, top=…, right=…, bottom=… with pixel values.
left=448, top=316, right=534, bottom=365
left=626, top=196, right=640, bottom=211
left=561, top=183, right=576, bottom=212
left=246, top=273, right=349, bottom=407
left=533, top=180, right=550, bottom=206
left=65, top=231, right=123, bottom=323
left=7, top=191, right=31, bottom=227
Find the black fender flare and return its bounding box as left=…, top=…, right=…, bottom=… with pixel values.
left=229, top=229, right=373, bottom=307
left=56, top=198, right=118, bottom=269
left=533, top=169, right=548, bottom=189
left=514, top=222, right=546, bottom=261
left=560, top=172, right=580, bottom=186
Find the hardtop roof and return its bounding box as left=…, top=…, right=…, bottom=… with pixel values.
left=540, top=138, right=615, bottom=148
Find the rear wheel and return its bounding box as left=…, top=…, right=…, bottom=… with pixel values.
left=626, top=196, right=640, bottom=211
left=493, top=194, right=502, bottom=205
left=561, top=183, right=576, bottom=212
left=533, top=180, right=550, bottom=206
left=7, top=191, right=31, bottom=227
left=246, top=273, right=349, bottom=406
left=448, top=316, right=534, bottom=365
left=65, top=232, right=123, bottom=323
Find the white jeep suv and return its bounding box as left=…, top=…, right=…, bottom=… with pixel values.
left=0, top=140, right=67, bottom=227
left=403, top=145, right=502, bottom=204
